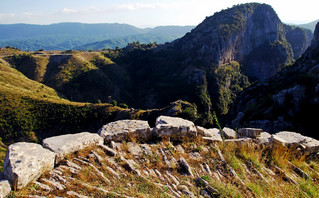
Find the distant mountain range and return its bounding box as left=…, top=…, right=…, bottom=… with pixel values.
left=0, top=23, right=194, bottom=51
left=295, top=19, right=319, bottom=32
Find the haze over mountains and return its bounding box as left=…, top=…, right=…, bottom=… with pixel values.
left=1, top=3, right=319, bottom=144
left=0, top=23, right=194, bottom=51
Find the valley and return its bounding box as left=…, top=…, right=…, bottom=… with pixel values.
left=1, top=2, right=319, bottom=197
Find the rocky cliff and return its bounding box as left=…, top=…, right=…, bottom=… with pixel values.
left=227, top=22, right=319, bottom=139
left=1, top=116, right=319, bottom=197
left=172, top=3, right=311, bottom=82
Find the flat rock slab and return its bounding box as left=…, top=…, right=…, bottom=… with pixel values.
left=98, top=120, right=151, bottom=143
left=222, top=127, right=236, bottom=139
left=197, top=127, right=222, bottom=141
left=273, top=131, right=319, bottom=154
left=237, top=128, right=262, bottom=138
left=43, top=132, right=103, bottom=164
left=3, top=142, right=55, bottom=189
left=154, top=116, right=197, bottom=140
left=0, top=180, right=11, bottom=197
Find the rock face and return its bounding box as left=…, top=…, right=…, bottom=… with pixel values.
left=227, top=22, right=319, bottom=139
left=43, top=132, right=103, bottom=163
left=98, top=120, right=151, bottom=143
left=154, top=116, right=197, bottom=139
left=3, top=142, right=55, bottom=189
left=173, top=3, right=311, bottom=82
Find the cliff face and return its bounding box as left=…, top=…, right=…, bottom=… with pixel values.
left=173, top=3, right=311, bottom=81
left=227, top=22, right=319, bottom=139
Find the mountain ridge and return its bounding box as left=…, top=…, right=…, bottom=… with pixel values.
left=227, top=22, right=319, bottom=139
left=0, top=23, right=195, bottom=51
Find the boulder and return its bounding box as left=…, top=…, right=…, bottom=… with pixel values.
left=0, top=180, right=11, bottom=197
left=197, top=127, right=222, bottom=139
left=43, top=132, right=103, bottom=164
left=98, top=120, right=151, bottom=143
left=257, top=132, right=273, bottom=144
left=237, top=128, right=262, bottom=138
left=222, top=127, right=236, bottom=139
left=272, top=131, right=319, bottom=153
left=3, top=142, right=55, bottom=189
left=154, top=116, right=197, bottom=140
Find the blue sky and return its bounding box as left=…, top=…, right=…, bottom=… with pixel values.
left=0, top=0, right=318, bottom=27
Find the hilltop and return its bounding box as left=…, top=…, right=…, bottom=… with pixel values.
left=0, top=3, right=316, bottom=142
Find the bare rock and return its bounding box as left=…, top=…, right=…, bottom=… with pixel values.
left=100, top=145, right=117, bottom=156
left=178, top=185, right=196, bottom=197
left=195, top=176, right=219, bottom=196
left=178, top=157, right=193, bottom=177
left=41, top=178, right=65, bottom=191
left=127, top=142, right=142, bottom=156
left=98, top=120, right=151, bottom=143
left=33, top=181, right=52, bottom=191
left=67, top=191, right=89, bottom=198
left=3, top=142, right=55, bottom=189
left=224, top=138, right=253, bottom=143
left=154, top=116, right=197, bottom=140
left=0, top=180, right=11, bottom=197
left=273, top=131, right=319, bottom=153
left=140, top=144, right=153, bottom=155
left=175, top=145, right=185, bottom=154
left=43, top=132, right=103, bottom=164
left=222, top=127, right=236, bottom=139
left=257, top=132, right=273, bottom=144
left=237, top=128, right=262, bottom=138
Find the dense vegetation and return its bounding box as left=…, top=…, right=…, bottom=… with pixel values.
left=0, top=23, right=194, bottom=51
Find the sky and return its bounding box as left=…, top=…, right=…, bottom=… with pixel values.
left=0, top=0, right=318, bottom=27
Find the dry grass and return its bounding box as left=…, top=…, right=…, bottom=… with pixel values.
left=6, top=136, right=319, bottom=198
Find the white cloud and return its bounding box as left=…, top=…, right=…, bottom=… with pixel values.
left=62, top=8, right=78, bottom=14
left=114, top=2, right=177, bottom=11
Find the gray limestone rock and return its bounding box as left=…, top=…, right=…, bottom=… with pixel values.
left=3, top=142, right=55, bottom=189
left=178, top=157, right=193, bottom=177
left=257, top=132, right=273, bottom=144
left=0, top=180, right=11, bottom=197
left=127, top=142, right=142, bottom=156
left=98, top=120, right=151, bottom=143
left=237, top=128, right=262, bottom=138
left=154, top=116, right=197, bottom=140
left=197, top=126, right=223, bottom=142
left=222, top=127, right=237, bottom=139
left=273, top=131, right=319, bottom=154
left=43, top=132, right=103, bottom=164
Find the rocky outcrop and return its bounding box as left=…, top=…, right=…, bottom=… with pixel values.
left=154, top=116, right=197, bottom=140
left=284, top=25, right=313, bottom=59
left=273, top=131, right=319, bottom=153
left=98, top=120, right=151, bottom=143
left=43, top=132, right=103, bottom=164
left=3, top=142, right=55, bottom=189
left=227, top=23, right=319, bottom=138
left=172, top=3, right=311, bottom=82
left=1, top=115, right=319, bottom=197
